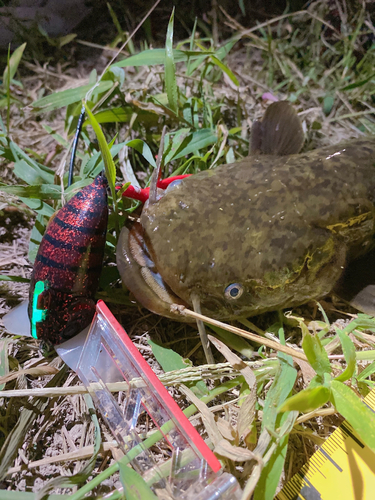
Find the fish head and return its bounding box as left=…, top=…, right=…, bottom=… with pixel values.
left=116, top=101, right=307, bottom=320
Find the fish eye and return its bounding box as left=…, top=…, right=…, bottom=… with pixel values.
left=224, top=283, right=244, bottom=300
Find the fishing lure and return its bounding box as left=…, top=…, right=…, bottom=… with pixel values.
left=28, top=174, right=108, bottom=344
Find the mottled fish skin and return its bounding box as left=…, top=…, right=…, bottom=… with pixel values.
left=139, top=138, right=375, bottom=320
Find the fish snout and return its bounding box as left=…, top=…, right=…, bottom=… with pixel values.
left=116, top=222, right=190, bottom=320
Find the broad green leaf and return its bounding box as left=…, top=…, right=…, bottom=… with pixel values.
left=148, top=340, right=207, bottom=396
left=323, top=95, right=334, bottom=115
left=0, top=275, right=30, bottom=283
left=3, top=43, right=26, bottom=86
left=9, top=140, right=55, bottom=177
left=32, top=81, right=113, bottom=112
left=0, top=184, right=61, bottom=200
left=118, top=460, right=159, bottom=500
left=278, top=386, right=330, bottom=413
left=301, top=322, right=331, bottom=377
left=148, top=339, right=191, bottom=372
left=331, top=379, right=375, bottom=453
left=88, top=107, right=133, bottom=124
left=13, top=159, right=54, bottom=185
left=126, top=139, right=157, bottom=168
left=334, top=328, right=356, bottom=382
left=165, top=8, right=178, bottom=114
left=18, top=197, right=55, bottom=217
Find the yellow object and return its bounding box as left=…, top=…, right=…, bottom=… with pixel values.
left=276, top=389, right=375, bottom=499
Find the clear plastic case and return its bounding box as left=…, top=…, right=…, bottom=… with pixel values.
left=76, top=300, right=242, bottom=500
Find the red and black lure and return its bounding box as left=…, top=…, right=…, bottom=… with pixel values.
left=28, top=174, right=108, bottom=344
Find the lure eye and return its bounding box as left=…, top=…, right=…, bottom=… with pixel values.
left=224, top=283, right=244, bottom=300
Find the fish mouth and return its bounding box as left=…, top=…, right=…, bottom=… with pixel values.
left=116, top=222, right=189, bottom=320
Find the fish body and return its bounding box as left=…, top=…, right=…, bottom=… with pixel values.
left=117, top=133, right=375, bottom=321
left=28, top=174, right=108, bottom=344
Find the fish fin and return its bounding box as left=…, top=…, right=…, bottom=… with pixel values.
left=335, top=248, right=375, bottom=316
left=250, top=101, right=305, bottom=156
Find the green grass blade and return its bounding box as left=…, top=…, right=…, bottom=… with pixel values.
left=32, top=81, right=113, bottom=112
left=84, top=103, right=116, bottom=202
left=6, top=46, right=11, bottom=135
left=357, top=361, right=375, bottom=381
left=261, top=357, right=297, bottom=432
left=210, top=55, right=239, bottom=86
left=0, top=184, right=62, bottom=199
left=334, top=328, right=356, bottom=382
left=0, top=275, right=30, bottom=283
left=171, top=129, right=217, bottom=160
left=165, top=8, right=178, bottom=114
left=118, top=463, right=158, bottom=500
left=3, top=43, right=26, bottom=87
left=278, top=386, right=331, bottom=413
left=330, top=379, right=375, bottom=453
left=254, top=353, right=297, bottom=500
left=86, top=107, right=133, bottom=124
left=254, top=411, right=297, bottom=500
left=126, top=139, right=157, bottom=167
left=0, top=339, right=10, bottom=391
left=28, top=213, right=46, bottom=263
left=111, top=48, right=199, bottom=68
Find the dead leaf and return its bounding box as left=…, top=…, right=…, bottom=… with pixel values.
left=294, top=358, right=316, bottom=385
left=216, top=417, right=236, bottom=441
left=208, top=335, right=256, bottom=389
left=214, top=438, right=258, bottom=462
left=237, top=389, right=256, bottom=441
left=209, top=335, right=257, bottom=440
left=179, top=384, right=222, bottom=446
